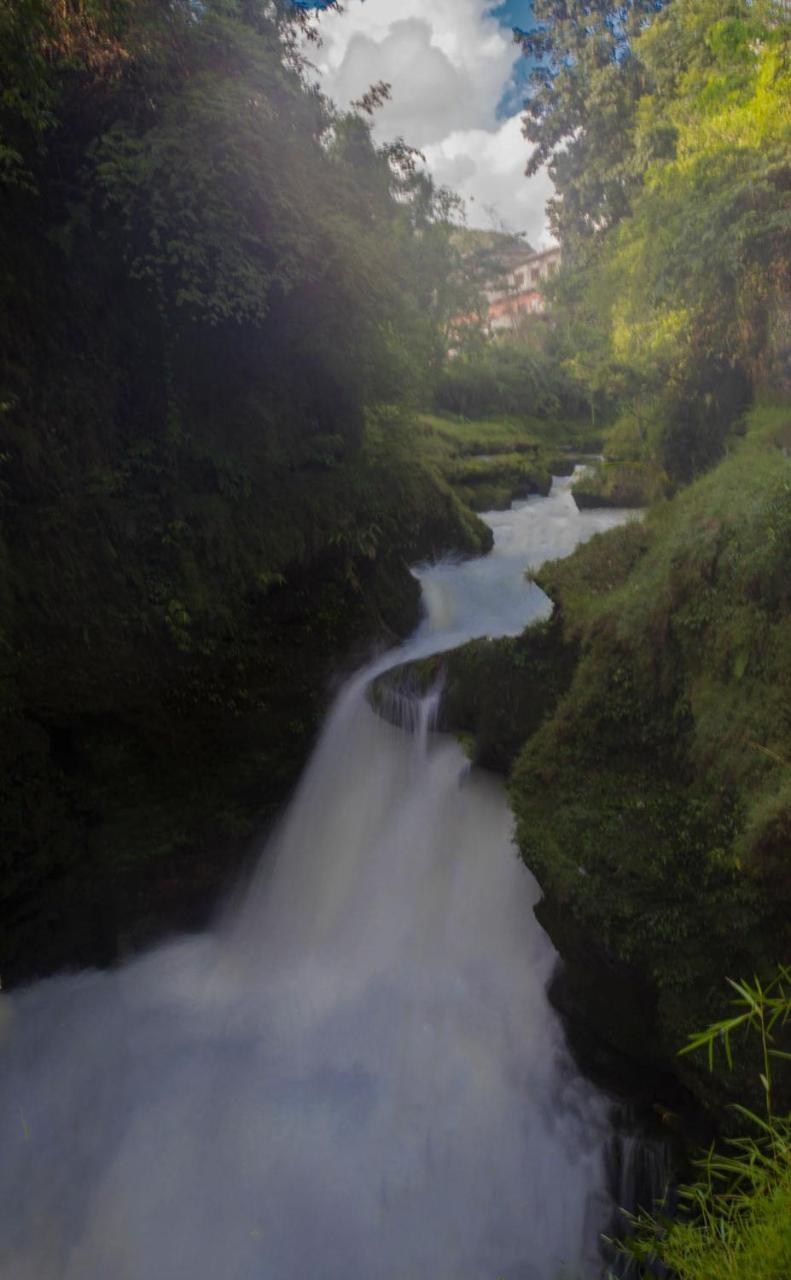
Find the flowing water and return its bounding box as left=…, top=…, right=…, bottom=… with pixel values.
left=0, top=475, right=641, bottom=1280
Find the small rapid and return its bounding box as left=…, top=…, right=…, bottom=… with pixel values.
left=0, top=474, right=642, bottom=1279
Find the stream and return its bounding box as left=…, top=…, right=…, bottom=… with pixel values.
left=0, top=473, right=649, bottom=1279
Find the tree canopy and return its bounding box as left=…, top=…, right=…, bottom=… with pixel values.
left=517, top=0, right=790, bottom=478
left=0, top=0, right=496, bottom=976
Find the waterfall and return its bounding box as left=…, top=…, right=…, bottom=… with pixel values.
left=603, top=1108, right=677, bottom=1279
left=0, top=477, right=642, bottom=1279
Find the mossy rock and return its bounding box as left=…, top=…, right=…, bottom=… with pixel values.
left=415, top=401, right=791, bottom=1113
left=0, top=407, right=492, bottom=985
left=369, top=616, right=577, bottom=773
left=572, top=460, right=668, bottom=509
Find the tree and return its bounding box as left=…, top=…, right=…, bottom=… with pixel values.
left=514, top=0, right=668, bottom=249
left=515, top=0, right=790, bottom=478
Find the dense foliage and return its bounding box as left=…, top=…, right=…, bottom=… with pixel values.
left=519, top=0, right=790, bottom=483
left=625, top=971, right=791, bottom=1280
left=383, top=0, right=791, bottom=1126
left=402, top=401, right=791, bottom=1124
left=516, top=0, right=667, bottom=247
left=0, top=0, right=496, bottom=979
left=502, top=0, right=791, bottom=1093
left=434, top=337, right=587, bottom=421
left=505, top=9, right=791, bottom=1267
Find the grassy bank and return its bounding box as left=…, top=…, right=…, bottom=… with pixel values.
left=571, top=459, right=668, bottom=509
left=623, top=971, right=791, bottom=1280
left=389, top=399, right=791, bottom=1114
left=521, top=398, right=791, bottom=1108
left=415, top=410, right=602, bottom=511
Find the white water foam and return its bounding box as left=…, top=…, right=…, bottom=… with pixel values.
left=0, top=475, right=637, bottom=1279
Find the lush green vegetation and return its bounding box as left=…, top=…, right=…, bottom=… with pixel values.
left=520, top=0, right=789, bottom=481
left=0, top=0, right=604, bottom=981
left=441, top=0, right=790, bottom=1242
left=417, top=411, right=551, bottom=510
left=414, top=411, right=603, bottom=511
left=514, top=414, right=791, bottom=1110
left=571, top=459, right=667, bottom=509
left=470, top=0, right=791, bottom=1120
left=622, top=971, right=791, bottom=1279
left=417, top=401, right=791, bottom=1115
left=570, top=409, right=672, bottom=509
left=434, top=337, right=588, bottom=422
left=370, top=22, right=791, bottom=1259
left=0, top=0, right=506, bottom=979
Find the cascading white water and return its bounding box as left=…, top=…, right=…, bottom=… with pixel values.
left=0, top=474, right=639, bottom=1280
left=604, top=1110, right=676, bottom=1279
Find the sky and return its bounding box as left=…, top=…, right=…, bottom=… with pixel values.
left=303, top=1, right=554, bottom=247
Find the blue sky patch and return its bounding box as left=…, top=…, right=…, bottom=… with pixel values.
left=491, top=1, right=537, bottom=121
left=489, top=0, right=534, bottom=27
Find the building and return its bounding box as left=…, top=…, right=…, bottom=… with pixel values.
left=484, top=245, right=561, bottom=332
left=446, top=242, right=562, bottom=356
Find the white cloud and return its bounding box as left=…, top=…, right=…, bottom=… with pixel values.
left=329, top=19, right=477, bottom=147
left=425, top=116, right=555, bottom=248
left=307, top=0, right=554, bottom=243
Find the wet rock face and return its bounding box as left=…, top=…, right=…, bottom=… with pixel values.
left=369, top=616, right=577, bottom=773
left=1, top=482, right=488, bottom=988
left=536, top=897, right=666, bottom=1077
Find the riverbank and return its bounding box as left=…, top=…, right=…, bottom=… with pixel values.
left=0, top=455, right=638, bottom=1280
left=417, top=410, right=604, bottom=511
left=1, top=399, right=601, bottom=985
left=0, top=411, right=493, bottom=986
left=399, top=398, right=791, bottom=1115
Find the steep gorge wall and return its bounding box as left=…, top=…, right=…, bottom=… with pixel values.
left=385, top=403, right=791, bottom=1111
left=0, top=234, right=492, bottom=985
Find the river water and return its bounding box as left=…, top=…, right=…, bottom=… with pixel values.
left=0, top=474, right=638, bottom=1280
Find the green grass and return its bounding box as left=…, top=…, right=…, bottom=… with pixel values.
left=417, top=409, right=603, bottom=455
left=571, top=459, right=668, bottom=509
left=413, top=410, right=602, bottom=511
left=513, top=398, right=791, bottom=1094
left=648, top=1161, right=791, bottom=1280
left=622, top=970, right=791, bottom=1280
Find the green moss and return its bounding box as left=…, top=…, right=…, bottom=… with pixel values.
left=571, top=458, right=668, bottom=508
left=431, top=398, right=791, bottom=1109
left=371, top=617, right=576, bottom=772
left=416, top=409, right=604, bottom=453
left=447, top=453, right=552, bottom=510
left=0, top=404, right=490, bottom=983
left=534, top=517, right=651, bottom=637
left=412, top=411, right=600, bottom=511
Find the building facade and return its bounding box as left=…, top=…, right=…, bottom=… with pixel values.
left=484, top=245, right=561, bottom=332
